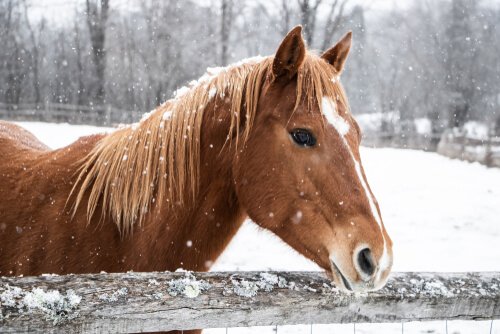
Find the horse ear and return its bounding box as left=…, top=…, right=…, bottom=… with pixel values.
left=321, top=31, right=352, bottom=74
left=272, top=26, right=306, bottom=80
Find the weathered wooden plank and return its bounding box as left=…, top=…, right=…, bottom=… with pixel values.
left=1, top=271, right=499, bottom=333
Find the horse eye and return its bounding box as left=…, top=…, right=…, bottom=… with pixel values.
left=290, top=129, right=316, bottom=147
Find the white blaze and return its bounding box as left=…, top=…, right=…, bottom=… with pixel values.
left=321, top=98, right=350, bottom=136
left=321, top=97, right=389, bottom=276
left=353, top=161, right=382, bottom=227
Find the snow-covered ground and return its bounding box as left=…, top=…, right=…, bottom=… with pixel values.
left=14, top=122, right=500, bottom=334
left=14, top=122, right=114, bottom=148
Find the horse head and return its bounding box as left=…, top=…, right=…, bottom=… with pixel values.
left=233, top=26, right=393, bottom=292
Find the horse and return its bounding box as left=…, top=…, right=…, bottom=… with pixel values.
left=0, top=26, right=392, bottom=333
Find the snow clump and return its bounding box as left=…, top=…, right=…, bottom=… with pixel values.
left=98, top=287, right=128, bottom=303
left=229, top=273, right=289, bottom=298
left=167, top=272, right=210, bottom=298
left=231, top=279, right=259, bottom=297
left=0, top=284, right=81, bottom=324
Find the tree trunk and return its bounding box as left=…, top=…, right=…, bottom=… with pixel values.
left=86, top=0, right=110, bottom=112
left=321, top=0, right=349, bottom=51
left=23, top=0, right=44, bottom=105
left=74, top=20, right=85, bottom=107
left=220, top=0, right=233, bottom=65
left=280, top=0, right=291, bottom=36
left=298, top=0, right=322, bottom=46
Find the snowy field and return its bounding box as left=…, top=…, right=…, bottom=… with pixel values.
left=14, top=122, right=500, bottom=334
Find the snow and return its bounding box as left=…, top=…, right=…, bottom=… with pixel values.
left=140, top=109, right=156, bottom=122
left=162, top=110, right=172, bottom=120
left=0, top=284, right=81, bottom=324
left=463, top=121, right=489, bottom=140
left=227, top=273, right=291, bottom=298
left=230, top=278, right=259, bottom=297
left=0, top=285, right=23, bottom=308
left=147, top=279, right=159, bottom=286
left=11, top=122, right=500, bottom=333
left=23, top=288, right=81, bottom=313
left=167, top=272, right=210, bottom=298
left=414, top=118, right=432, bottom=135
left=291, top=210, right=303, bottom=224
left=173, top=85, right=191, bottom=99
left=230, top=55, right=266, bottom=68
left=355, top=111, right=399, bottom=134
left=14, top=122, right=113, bottom=149
left=208, top=87, right=217, bottom=99
left=171, top=55, right=266, bottom=102
left=98, top=287, right=128, bottom=303
left=204, top=56, right=265, bottom=77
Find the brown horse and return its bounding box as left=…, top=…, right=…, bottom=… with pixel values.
left=0, top=26, right=392, bottom=324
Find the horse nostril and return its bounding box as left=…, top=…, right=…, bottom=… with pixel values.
left=357, top=248, right=375, bottom=276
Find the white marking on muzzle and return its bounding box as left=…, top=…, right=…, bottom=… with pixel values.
left=322, top=97, right=389, bottom=279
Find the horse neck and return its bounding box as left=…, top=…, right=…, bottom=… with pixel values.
left=129, top=96, right=247, bottom=272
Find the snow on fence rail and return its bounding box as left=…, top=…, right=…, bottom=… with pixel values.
left=1, top=271, right=499, bottom=333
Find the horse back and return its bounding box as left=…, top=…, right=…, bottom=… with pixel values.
left=0, top=121, right=110, bottom=276
left=0, top=120, right=50, bottom=154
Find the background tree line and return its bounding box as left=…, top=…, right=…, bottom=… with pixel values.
left=0, top=0, right=499, bottom=136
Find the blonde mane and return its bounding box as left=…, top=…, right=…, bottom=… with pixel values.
left=72, top=53, right=349, bottom=235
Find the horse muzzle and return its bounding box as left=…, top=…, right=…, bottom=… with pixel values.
left=328, top=246, right=392, bottom=293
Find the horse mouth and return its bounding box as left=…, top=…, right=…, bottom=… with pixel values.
left=330, top=260, right=353, bottom=291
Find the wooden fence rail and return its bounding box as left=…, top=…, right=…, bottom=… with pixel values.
left=1, top=271, right=499, bottom=333
left=438, top=131, right=500, bottom=168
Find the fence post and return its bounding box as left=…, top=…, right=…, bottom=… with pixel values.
left=485, top=126, right=493, bottom=167
left=44, top=100, right=50, bottom=123
left=106, top=105, right=112, bottom=126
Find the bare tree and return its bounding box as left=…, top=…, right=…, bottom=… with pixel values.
left=280, top=0, right=293, bottom=36
left=445, top=0, right=478, bottom=128
left=321, top=0, right=349, bottom=51
left=220, top=0, right=233, bottom=65
left=297, top=0, right=323, bottom=46
left=86, top=0, right=109, bottom=108
left=73, top=18, right=86, bottom=106
left=1, top=0, right=25, bottom=106
left=22, top=0, right=45, bottom=105
left=0, top=0, right=498, bottom=135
